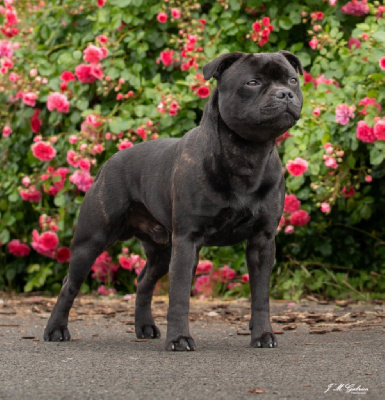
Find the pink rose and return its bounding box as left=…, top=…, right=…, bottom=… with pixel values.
left=22, top=92, right=37, bottom=107
left=379, top=57, right=385, bottom=70
left=2, top=125, right=12, bottom=137
left=335, top=103, right=355, bottom=125
left=157, top=12, right=167, bottom=23
left=171, top=8, right=181, bottom=19
left=356, top=121, right=376, bottom=143
left=284, top=194, right=301, bottom=213
left=342, top=1, right=369, bottom=16
left=57, top=247, right=70, bottom=263
left=323, top=155, right=338, bottom=169
left=309, top=38, right=318, bottom=50
left=47, top=92, right=70, bottom=113
left=8, top=240, right=30, bottom=257
left=312, top=107, right=321, bottom=116
left=75, top=64, right=103, bottom=83
left=374, top=120, right=385, bottom=140
left=60, top=71, right=76, bottom=82
left=31, top=141, right=56, bottom=162
left=83, top=44, right=107, bottom=64
left=320, top=202, right=331, bottom=213
left=286, top=158, right=308, bottom=176
left=197, top=86, right=210, bottom=98
left=290, top=210, right=310, bottom=226
left=160, top=50, right=174, bottom=66
left=196, top=261, right=213, bottom=275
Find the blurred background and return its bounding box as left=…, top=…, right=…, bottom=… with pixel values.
left=0, top=0, right=384, bottom=300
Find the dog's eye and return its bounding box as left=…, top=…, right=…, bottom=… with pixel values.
left=289, top=77, right=297, bottom=85
left=247, top=80, right=260, bottom=86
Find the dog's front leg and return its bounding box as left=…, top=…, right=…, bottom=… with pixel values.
left=246, top=232, right=278, bottom=348
left=165, top=235, right=199, bottom=351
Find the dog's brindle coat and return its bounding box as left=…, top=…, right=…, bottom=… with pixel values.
left=44, top=51, right=303, bottom=351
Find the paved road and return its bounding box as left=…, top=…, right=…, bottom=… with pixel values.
left=0, top=296, right=384, bottom=400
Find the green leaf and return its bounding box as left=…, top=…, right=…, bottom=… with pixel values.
left=109, top=117, right=131, bottom=133
left=296, top=52, right=311, bottom=68
left=73, top=50, right=82, bottom=60
left=54, top=193, right=66, bottom=207
left=76, top=98, right=89, bottom=111
left=372, top=30, right=385, bottom=43
left=279, top=17, right=292, bottom=30
left=0, top=228, right=10, bottom=244
left=370, top=147, right=384, bottom=165
left=229, top=0, right=241, bottom=11
left=27, top=264, right=40, bottom=273
left=347, top=153, right=356, bottom=169
left=8, top=192, right=19, bottom=202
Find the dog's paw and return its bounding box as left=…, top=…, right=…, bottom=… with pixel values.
left=44, top=325, right=71, bottom=342
left=250, top=331, right=277, bottom=348
left=165, top=336, right=196, bottom=351
left=135, top=324, right=161, bottom=339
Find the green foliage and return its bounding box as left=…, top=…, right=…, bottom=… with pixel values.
left=0, top=0, right=384, bottom=299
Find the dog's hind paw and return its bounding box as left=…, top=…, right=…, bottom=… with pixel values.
left=44, top=326, right=71, bottom=342
left=250, top=331, right=277, bottom=348
left=165, top=336, right=196, bottom=351
left=135, top=324, right=161, bottom=339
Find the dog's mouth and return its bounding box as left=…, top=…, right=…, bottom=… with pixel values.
left=258, top=108, right=300, bottom=126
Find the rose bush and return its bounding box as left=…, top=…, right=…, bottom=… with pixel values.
left=0, top=0, right=384, bottom=299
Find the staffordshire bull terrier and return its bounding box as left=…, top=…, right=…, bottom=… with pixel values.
left=44, top=51, right=303, bottom=351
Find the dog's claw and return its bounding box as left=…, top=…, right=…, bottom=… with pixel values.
left=135, top=324, right=161, bottom=340
left=251, top=331, right=277, bottom=348
left=166, top=336, right=196, bottom=351
left=44, top=326, right=71, bottom=342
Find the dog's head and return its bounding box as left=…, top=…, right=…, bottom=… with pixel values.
left=203, top=51, right=303, bottom=142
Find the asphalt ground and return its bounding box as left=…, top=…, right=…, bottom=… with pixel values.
left=0, top=295, right=384, bottom=400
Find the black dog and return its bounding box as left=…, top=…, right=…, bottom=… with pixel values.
left=44, top=51, right=303, bottom=351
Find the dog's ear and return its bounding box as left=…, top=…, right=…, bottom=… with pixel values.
left=203, top=52, right=244, bottom=80
left=278, top=50, right=303, bottom=76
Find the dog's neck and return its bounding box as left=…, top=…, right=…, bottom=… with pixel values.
left=200, top=88, right=277, bottom=188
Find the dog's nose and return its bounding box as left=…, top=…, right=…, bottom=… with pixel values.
left=275, top=89, right=294, bottom=100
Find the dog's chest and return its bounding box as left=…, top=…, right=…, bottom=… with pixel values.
left=201, top=200, right=263, bottom=246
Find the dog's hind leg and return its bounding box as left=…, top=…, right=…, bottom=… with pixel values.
left=135, top=240, right=171, bottom=339
left=44, top=191, right=121, bottom=342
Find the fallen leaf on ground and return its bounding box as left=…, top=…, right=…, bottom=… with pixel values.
left=0, top=309, right=16, bottom=315
left=335, top=300, right=349, bottom=307
left=283, top=324, right=297, bottom=330
left=248, top=388, right=265, bottom=394
left=271, top=315, right=295, bottom=323
left=309, top=329, right=331, bottom=334
left=273, top=330, right=284, bottom=334
left=207, top=311, right=219, bottom=317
